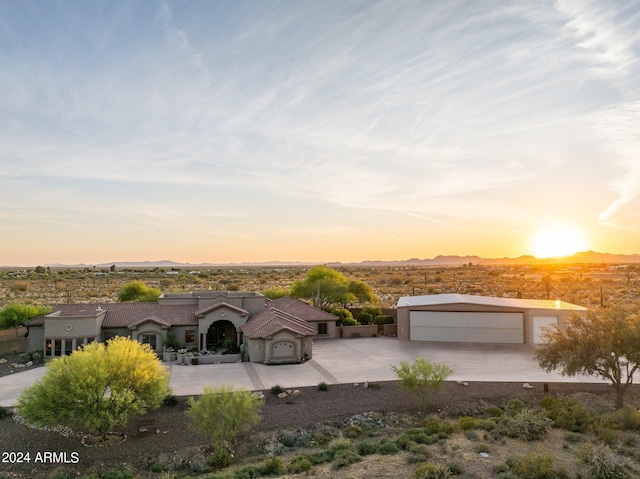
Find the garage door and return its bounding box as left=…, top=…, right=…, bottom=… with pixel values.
left=532, top=316, right=557, bottom=344
left=410, top=311, right=524, bottom=343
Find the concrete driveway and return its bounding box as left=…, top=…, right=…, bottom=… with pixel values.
left=0, top=337, right=604, bottom=407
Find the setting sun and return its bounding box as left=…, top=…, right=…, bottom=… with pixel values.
left=531, top=224, right=588, bottom=258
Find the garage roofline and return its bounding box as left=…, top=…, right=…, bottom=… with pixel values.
left=397, top=293, right=587, bottom=312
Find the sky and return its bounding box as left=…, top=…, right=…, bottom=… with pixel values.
left=1, top=0, right=640, bottom=266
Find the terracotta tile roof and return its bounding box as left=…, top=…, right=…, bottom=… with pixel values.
left=241, top=307, right=317, bottom=338
left=269, top=296, right=339, bottom=322
left=127, top=314, right=172, bottom=329
left=194, top=301, right=250, bottom=317
left=26, top=303, right=198, bottom=328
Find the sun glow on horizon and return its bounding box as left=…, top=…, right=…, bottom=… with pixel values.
left=530, top=224, right=589, bottom=259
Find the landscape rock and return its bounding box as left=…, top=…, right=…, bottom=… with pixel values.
left=292, top=390, right=300, bottom=396
left=25, top=361, right=33, bottom=367
left=522, top=383, right=534, bottom=389
left=277, top=392, right=288, bottom=399
left=0, top=358, right=7, bottom=364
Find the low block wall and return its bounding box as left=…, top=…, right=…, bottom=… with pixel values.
left=178, top=353, right=242, bottom=365
left=0, top=338, right=28, bottom=355
left=339, top=325, right=378, bottom=338
left=383, top=324, right=397, bottom=336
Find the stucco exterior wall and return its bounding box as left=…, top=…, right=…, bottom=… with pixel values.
left=246, top=338, right=266, bottom=363
left=313, top=320, right=337, bottom=339
left=44, top=312, right=105, bottom=339
left=27, top=327, right=44, bottom=352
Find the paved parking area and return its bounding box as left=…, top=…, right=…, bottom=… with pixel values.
left=0, top=337, right=604, bottom=406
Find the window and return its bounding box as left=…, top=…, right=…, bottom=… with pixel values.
left=185, top=329, right=195, bottom=343
left=140, top=333, right=157, bottom=351
left=318, top=323, right=328, bottom=335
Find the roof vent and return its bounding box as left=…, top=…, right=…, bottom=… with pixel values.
left=96, top=306, right=104, bottom=313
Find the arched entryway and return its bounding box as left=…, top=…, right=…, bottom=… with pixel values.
left=206, top=320, right=237, bottom=350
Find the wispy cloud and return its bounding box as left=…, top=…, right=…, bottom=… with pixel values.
left=1, top=1, right=639, bottom=263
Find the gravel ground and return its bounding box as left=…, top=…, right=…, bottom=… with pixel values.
left=0, top=379, right=630, bottom=479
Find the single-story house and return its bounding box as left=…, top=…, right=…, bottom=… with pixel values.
left=396, top=293, right=586, bottom=344
left=25, top=291, right=338, bottom=363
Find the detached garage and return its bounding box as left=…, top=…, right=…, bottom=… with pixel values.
left=397, top=294, right=586, bottom=345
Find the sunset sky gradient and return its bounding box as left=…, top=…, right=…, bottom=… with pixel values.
left=1, top=1, right=640, bottom=265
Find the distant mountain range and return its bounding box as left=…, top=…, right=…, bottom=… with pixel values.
left=29, top=251, right=640, bottom=269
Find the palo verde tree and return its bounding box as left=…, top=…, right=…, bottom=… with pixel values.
left=0, top=303, right=51, bottom=336
left=291, top=265, right=377, bottom=310
left=188, top=385, right=262, bottom=466
left=17, top=336, right=170, bottom=441
left=392, top=358, right=452, bottom=415
left=536, top=307, right=640, bottom=409
left=117, top=280, right=161, bottom=302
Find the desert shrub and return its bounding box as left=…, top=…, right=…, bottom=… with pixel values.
left=397, top=428, right=440, bottom=448
left=485, top=405, right=504, bottom=417
left=477, top=418, right=498, bottom=431
left=329, top=437, right=353, bottom=452
left=505, top=399, right=525, bottom=415
left=262, top=456, right=285, bottom=476
left=287, top=456, right=312, bottom=474
left=413, top=462, right=452, bottom=479
left=508, top=409, right=553, bottom=441
left=424, top=416, right=455, bottom=435
left=464, top=429, right=479, bottom=440
left=445, top=460, right=463, bottom=475
left=473, top=443, right=490, bottom=454
left=270, top=384, right=284, bottom=395
left=600, top=407, right=640, bottom=431
left=458, top=416, right=476, bottom=430
left=540, top=395, right=594, bottom=433
left=18, top=352, right=31, bottom=363
left=318, top=382, right=329, bottom=391
left=373, top=314, right=394, bottom=325
left=356, top=440, right=378, bottom=456
left=407, top=443, right=432, bottom=463
left=208, top=448, right=234, bottom=470
left=31, top=351, right=42, bottom=364
left=232, top=465, right=261, bottom=479
left=595, top=427, right=623, bottom=446
left=0, top=407, right=10, bottom=420
left=509, top=453, right=567, bottom=479
left=305, top=450, right=334, bottom=465
left=374, top=437, right=400, bottom=455
left=326, top=438, right=362, bottom=469
left=576, top=443, right=631, bottom=479
left=343, top=424, right=363, bottom=438
left=331, top=308, right=357, bottom=325
left=311, top=425, right=340, bottom=445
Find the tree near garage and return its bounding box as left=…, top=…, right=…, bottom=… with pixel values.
left=392, top=358, right=452, bottom=415
left=0, top=302, right=51, bottom=337
left=117, top=280, right=161, bottom=302
left=291, top=265, right=378, bottom=310
left=536, top=307, right=640, bottom=409
left=17, top=336, right=170, bottom=441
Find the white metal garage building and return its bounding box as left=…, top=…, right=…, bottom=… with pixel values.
left=396, top=294, right=586, bottom=345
